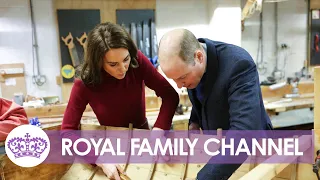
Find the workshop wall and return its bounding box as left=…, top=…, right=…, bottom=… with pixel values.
left=0, top=0, right=61, bottom=99
left=156, top=0, right=209, bottom=42
left=0, top=0, right=156, bottom=102
left=156, top=0, right=241, bottom=93
left=3, top=0, right=302, bottom=100
left=156, top=0, right=241, bottom=46
left=207, top=0, right=242, bottom=46
left=241, top=0, right=308, bottom=82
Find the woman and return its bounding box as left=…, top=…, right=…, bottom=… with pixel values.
left=61, top=22, right=179, bottom=180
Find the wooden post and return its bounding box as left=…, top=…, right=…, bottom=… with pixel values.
left=315, top=67, right=320, bottom=129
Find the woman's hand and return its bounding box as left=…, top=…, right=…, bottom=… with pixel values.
left=96, top=163, right=126, bottom=180
left=151, top=127, right=170, bottom=162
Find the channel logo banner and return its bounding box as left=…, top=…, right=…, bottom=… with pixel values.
left=42, top=130, right=313, bottom=164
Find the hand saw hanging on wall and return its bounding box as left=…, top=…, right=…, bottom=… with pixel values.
left=61, top=32, right=80, bottom=67
left=76, top=32, right=88, bottom=58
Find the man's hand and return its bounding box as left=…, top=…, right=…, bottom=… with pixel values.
left=96, top=163, right=126, bottom=180
left=189, top=122, right=200, bottom=130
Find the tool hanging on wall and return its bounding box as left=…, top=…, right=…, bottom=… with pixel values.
left=136, top=23, right=143, bottom=52
left=76, top=32, right=88, bottom=59
left=256, top=11, right=267, bottom=75
left=142, top=21, right=151, bottom=59
left=150, top=20, right=159, bottom=68
left=121, top=23, right=130, bottom=34
left=130, top=23, right=137, bottom=46
left=61, top=32, right=80, bottom=67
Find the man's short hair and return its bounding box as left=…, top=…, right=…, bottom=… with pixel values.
left=179, top=30, right=201, bottom=64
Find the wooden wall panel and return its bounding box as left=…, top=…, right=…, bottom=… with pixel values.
left=55, top=0, right=155, bottom=23
left=311, top=0, right=320, bottom=9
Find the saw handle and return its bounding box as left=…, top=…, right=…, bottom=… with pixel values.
left=61, top=32, right=75, bottom=49
left=76, top=32, right=88, bottom=47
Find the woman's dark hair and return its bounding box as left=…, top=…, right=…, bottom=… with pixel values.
left=77, top=22, right=139, bottom=85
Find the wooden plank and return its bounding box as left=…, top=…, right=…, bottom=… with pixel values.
left=265, top=98, right=314, bottom=113
left=296, top=163, right=318, bottom=180
left=60, top=161, right=203, bottom=180
left=229, top=170, right=248, bottom=180
left=61, top=83, right=73, bottom=103
left=315, top=67, right=320, bottom=129
left=124, top=123, right=133, bottom=172
left=238, top=135, right=312, bottom=180
left=239, top=163, right=291, bottom=180
left=60, top=163, right=95, bottom=180
left=261, top=81, right=314, bottom=100
left=180, top=122, right=190, bottom=180
left=146, top=96, right=161, bottom=109
left=25, top=103, right=93, bottom=118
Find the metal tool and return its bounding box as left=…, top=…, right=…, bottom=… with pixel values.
left=76, top=32, right=88, bottom=58
left=284, top=77, right=300, bottom=98
left=136, top=23, right=143, bottom=51
left=130, top=23, right=137, bottom=46
left=142, top=21, right=150, bottom=59
left=61, top=32, right=80, bottom=67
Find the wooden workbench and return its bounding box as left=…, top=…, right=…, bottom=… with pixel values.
left=38, top=110, right=191, bottom=130
left=24, top=103, right=92, bottom=118
left=236, top=67, right=320, bottom=180
left=264, top=97, right=314, bottom=115
left=29, top=97, right=314, bottom=130
left=24, top=80, right=315, bottom=130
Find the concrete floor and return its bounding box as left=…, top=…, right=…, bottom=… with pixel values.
left=271, top=108, right=314, bottom=129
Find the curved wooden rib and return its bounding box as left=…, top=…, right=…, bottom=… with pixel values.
left=147, top=163, right=156, bottom=180
left=180, top=123, right=189, bottom=180
left=88, top=167, right=99, bottom=180
left=124, top=123, right=133, bottom=172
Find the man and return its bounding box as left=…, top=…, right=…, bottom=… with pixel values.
left=158, top=29, right=273, bottom=179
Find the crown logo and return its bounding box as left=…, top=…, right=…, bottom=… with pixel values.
left=7, top=133, right=48, bottom=159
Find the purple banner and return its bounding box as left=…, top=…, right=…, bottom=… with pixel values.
left=38, top=130, right=314, bottom=164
